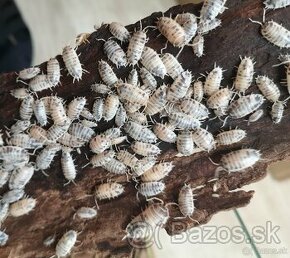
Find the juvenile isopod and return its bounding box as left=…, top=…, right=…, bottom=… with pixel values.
left=103, top=39, right=127, bottom=67
left=192, top=34, right=204, bottom=58
left=103, top=94, right=120, bottom=121
left=216, top=129, right=246, bottom=146
left=117, top=82, right=149, bottom=106
left=10, top=120, right=31, bottom=135
left=47, top=58, right=60, bottom=86
left=74, top=207, right=97, bottom=219
left=19, top=95, right=34, bottom=121
left=228, top=94, right=265, bottom=119
left=9, top=164, right=34, bottom=189
left=141, top=162, right=174, bottom=182
left=141, top=47, right=167, bottom=78
left=127, top=69, right=139, bottom=86
left=115, top=104, right=127, bottom=127
left=98, top=60, right=118, bottom=86
left=264, top=0, right=290, bottom=10
left=193, top=80, right=204, bottom=102
left=109, top=22, right=130, bottom=42
left=127, top=30, right=147, bottom=66
left=248, top=109, right=264, bottom=124
left=256, top=75, right=280, bottom=102
left=89, top=134, right=111, bottom=154
left=137, top=182, right=165, bottom=198
left=167, top=70, right=192, bottom=102
left=200, top=0, right=227, bottom=22
left=95, top=182, right=124, bottom=200
left=161, top=53, right=184, bottom=79
left=131, top=141, right=161, bottom=156
left=204, top=66, right=223, bottom=96
left=177, top=131, right=194, bottom=156
left=153, top=123, right=177, bottom=143
left=2, top=189, right=25, bottom=204
left=91, top=83, right=111, bottom=94
left=33, top=99, right=48, bottom=126
left=9, top=197, right=36, bottom=217
left=55, top=230, right=77, bottom=258
left=75, top=32, right=90, bottom=46
left=67, top=97, right=86, bottom=121
left=18, top=67, right=40, bottom=80
left=234, top=57, right=254, bottom=94
left=178, top=184, right=195, bottom=219
left=271, top=100, right=286, bottom=124
left=169, top=112, right=201, bottom=130
left=124, top=121, right=157, bottom=143
left=10, top=88, right=30, bottom=100
left=192, top=128, right=216, bottom=151
left=145, top=85, right=167, bottom=116
left=92, top=98, right=104, bottom=122
left=62, top=45, right=84, bottom=82
left=139, top=67, right=157, bottom=90
left=36, top=144, right=61, bottom=170
left=198, top=18, right=221, bottom=34
left=43, top=234, right=56, bottom=247
left=61, top=149, right=77, bottom=184
left=220, top=149, right=261, bottom=172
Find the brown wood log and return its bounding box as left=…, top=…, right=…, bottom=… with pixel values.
left=1, top=1, right=290, bottom=257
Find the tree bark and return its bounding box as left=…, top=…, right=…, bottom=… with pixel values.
left=1, top=1, right=290, bottom=257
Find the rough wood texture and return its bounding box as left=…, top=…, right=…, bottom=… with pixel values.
left=0, top=1, right=290, bottom=257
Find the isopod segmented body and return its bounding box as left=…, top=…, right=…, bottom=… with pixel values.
left=153, top=123, right=177, bottom=143
left=178, top=184, right=194, bottom=217
left=140, top=67, right=157, bottom=90
left=90, top=150, right=115, bottom=168
left=115, top=104, right=127, bottom=127
left=46, top=119, right=71, bottom=142
left=36, top=144, right=61, bottom=170
left=50, top=97, right=67, bottom=125
left=67, top=97, right=86, bottom=121
left=19, top=95, right=34, bottom=121
left=109, top=22, right=130, bottom=42
left=157, top=17, right=187, bottom=47
left=92, top=98, right=104, bottom=122
left=124, top=121, right=157, bottom=143
left=145, top=85, right=167, bottom=116
left=10, top=88, right=30, bottom=100
left=206, top=88, right=233, bottom=111
left=18, top=67, right=40, bottom=80
left=103, top=94, right=120, bottom=121
left=61, top=150, right=77, bottom=184
left=216, top=129, right=246, bottom=146
left=0, top=170, right=9, bottom=188
left=137, top=182, right=165, bottom=198
left=161, top=53, right=184, bottom=79
left=200, top=0, right=227, bottom=22
left=10, top=120, right=31, bottom=135
left=29, top=125, right=48, bottom=144
left=102, top=158, right=127, bottom=174
left=117, top=82, right=149, bottom=106
left=0, top=146, right=29, bottom=164
left=74, top=207, right=97, bottom=219
left=95, top=182, right=124, bottom=200
left=179, top=99, right=209, bottom=120
left=103, top=39, right=127, bottom=67
left=62, top=46, right=83, bottom=82
left=2, top=189, right=25, bottom=204
left=177, top=131, right=194, bottom=156
left=116, top=150, right=138, bottom=168
left=127, top=30, right=147, bottom=66
left=192, top=128, right=216, bottom=151
left=55, top=230, right=77, bottom=258
left=89, top=134, right=111, bottom=154
left=128, top=111, right=147, bottom=125
left=132, top=156, right=157, bottom=177
left=9, top=164, right=34, bottom=190
left=198, top=18, right=221, bottom=34
left=47, top=58, right=60, bottom=86
left=175, top=13, right=198, bottom=44
left=167, top=70, right=192, bottom=102
left=98, top=60, right=118, bottom=86
left=29, top=74, right=52, bottom=92
left=141, top=162, right=174, bottom=182
left=33, top=99, right=47, bottom=126
left=193, top=80, right=204, bottom=102
left=264, top=0, right=290, bottom=9
left=9, top=197, right=36, bottom=217
left=204, top=66, right=223, bottom=96
left=248, top=109, right=264, bottom=124
left=0, top=230, right=9, bottom=246
left=256, top=75, right=280, bottom=102
left=220, top=149, right=261, bottom=172
left=141, top=47, right=167, bottom=78
left=9, top=133, right=43, bottom=149
left=228, top=94, right=264, bottom=119
left=234, top=57, right=254, bottom=94
left=192, top=34, right=204, bottom=58
left=131, top=141, right=161, bottom=156
left=91, top=83, right=111, bottom=94
left=271, top=101, right=285, bottom=124
left=127, top=69, right=139, bottom=86
left=169, top=112, right=201, bottom=130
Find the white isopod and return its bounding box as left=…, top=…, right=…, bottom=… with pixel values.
left=9, top=164, right=34, bottom=189
left=137, top=182, right=165, bottom=198
left=271, top=100, right=286, bottom=124
left=127, top=30, right=147, bottom=66
left=74, top=207, right=97, bottom=219
left=193, top=80, right=204, bottom=102
left=167, top=70, right=192, bottom=102
left=124, top=121, right=157, bottom=143
left=90, top=150, right=115, bottom=168
left=234, top=57, right=254, bottom=94
left=55, top=230, right=77, bottom=258
left=2, top=189, right=25, bottom=204
left=102, top=158, right=127, bottom=175
left=103, top=94, right=120, bottom=121
left=177, top=131, right=194, bottom=156
left=0, top=230, right=9, bottom=246
left=141, top=47, right=167, bottom=78
left=61, top=150, right=77, bottom=184
left=169, top=112, right=201, bottom=130
left=127, top=111, right=147, bottom=125
left=19, top=95, right=34, bottom=121
left=91, top=83, right=111, bottom=94
left=47, top=119, right=71, bottom=142
left=10, top=88, right=30, bottom=99
left=216, top=129, right=246, bottom=146
left=29, top=74, right=52, bottom=92
left=132, top=156, right=157, bottom=177
left=192, top=128, right=216, bottom=151
left=98, top=60, right=118, bottom=86
left=47, top=58, right=60, bottom=86
left=95, top=182, right=124, bottom=200
left=89, top=134, right=111, bottom=154
left=131, top=141, right=161, bottom=156
left=0, top=202, right=9, bottom=224
left=18, top=67, right=40, bottom=80
left=248, top=109, right=264, bottom=124
left=179, top=99, right=209, bottom=120
left=109, top=22, right=130, bottom=42
left=115, top=104, right=127, bottom=127
left=116, top=150, right=138, bottom=168
left=80, top=119, right=98, bottom=128
left=200, top=0, right=227, bottom=22
left=198, top=18, right=221, bottom=34
left=141, top=162, right=174, bottom=182
left=103, top=39, right=127, bottom=67
left=206, top=88, right=233, bottom=111
left=178, top=184, right=195, bottom=218
left=67, top=97, right=86, bottom=121
left=0, top=146, right=29, bottom=163
left=0, top=169, right=9, bottom=188
left=9, top=133, right=43, bottom=149
left=26, top=125, right=48, bottom=144
left=220, top=149, right=261, bottom=172
left=145, top=85, right=167, bottom=116
left=36, top=144, right=61, bottom=170
left=256, top=75, right=280, bottom=102
left=69, top=122, right=95, bottom=142
left=80, top=107, right=94, bottom=120
left=192, top=34, right=204, bottom=58
left=117, top=82, right=149, bottom=106
left=139, top=67, right=157, bottom=90
left=127, top=69, right=139, bottom=86
left=10, top=120, right=31, bottom=134
left=153, top=123, right=177, bottom=143
left=9, top=197, right=36, bottom=217
left=264, top=0, right=290, bottom=10
left=228, top=94, right=265, bottom=119
left=204, top=66, right=223, bottom=96
left=33, top=99, right=48, bottom=126
left=161, top=53, right=184, bottom=79
left=92, top=98, right=104, bottom=122
left=50, top=97, right=67, bottom=125
left=175, top=13, right=198, bottom=44
left=62, top=45, right=83, bottom=82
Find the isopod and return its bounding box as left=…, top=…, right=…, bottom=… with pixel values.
left=90, top=150, right=115, bottom=168
left=103, top=94, right=120, bottom=121
left=80, top=107, right=94, bottom=120
left=161, top=53, right=184, bottom=79
left=89, top=134, right=111, bottom=154
left=127, top=69, right=139, bottom=86
left=62, top=45, right=83, bottom=82
left=216, top=129, right=246, bottom=146
left=178, top=184, right=195, bottom=218
left=127, top=30, right=147, bottom=66
left=234, top=57, right=254, bottom=94
left=0, top=146, right=29, bottom=163
left=169, top=112, right=201, bottom=130
left=74, top=207, right=97, bottom=219
left=228, top=94, right=265, bottom=119
left=177, top=131, right=194, bottom=156
left=206, top=88, right=233, bottom=111
left=175, top=13, right=198, bottom=44
left=9, top=197, right=36, bottom=217
left=102, top=158, right=127, bottom=174
left=103, top=39, right=127, bottom=67
left=19, top=95, right=34, bottom=121
left=145, top=85, right=167, bottom=116
left=124, top=121, right=157, bottom=143
left=2, top=189, right=25, bottom=204
left=80, top=119, right=98, bottom=128
left=204, top=66, right=223, bottom=96
left=47, top=58, right=60, bottom=86
left=9, top=164, right=34, bottom=189
left=192, top=128, right=216, bottom=151
left=116, top=150, right=138, bottom=168
left=69, top=123, right=95, bottom=142
left=264, top=0, right=290, bottom=10
left=33, top=99, right=48, bottom=126
left=127, top=111, right=147, bottom=125
left=0, top=202, right=9, bottom=224
left=179, top=99, right=209, bottom=120
left=43, top=234, right=56, bottom=247
left=98, top=60, right=118, bottom=86
left=115, top=104, right=127, bottom=127
left=29, top=125, right=48, bottom=143
left=117, top=82, right=149, bottom=106
left=10, top=120, right=31, bottom=134
left=36, top=144, right=61, bottom=170
left=198, top=18, right=221, bottom=34
left=9, top=133, right=43, bottom=149
left=75, top=32, right=90, bottom=46
left=67, top=97, right=86, bottom=121
left=256, top=75, right=280, bottom=102
left=109, top=22, right=130, bottom=42
left=248, top=109, right=264, bottom=124
left=91, top=83, right=111, bottom=94
left=193, top=80, right=204, bottom=102
left=18, top=67, right=40, bottom=80
left=29, top=74, right=52, bottom=92
left=131, top=141, right=161, bottom=156
left=271, top=100, right=285, bottom=123
left=10, top=88, right=30, bottom=99
left=200, top=0, right=227, bottom=22
left=0, top=230, right=8, bottom=246
left=61, top=150, right=77, bottom=184
left=141, top=162, right=174, bottom=182
left=137, top=181, right=165, bottom=198
left=55, top=230, right=77, bottom=258
left=220, top=149, right=261, bottom=172
left=50, top=97, right=67, bottom=125
left=139, top=67, right=157, bottom=90
left=141, top=47, right=167, bottom=78
left=153, top=123, right=177, bottom=143
left=95, top=182, right=124, bottom=200
left=47, top=119, right=71, bottom=142
left=192, top=34, right=204, bottom=57
left=0, top=169, right=9, bottom=188
left=92, top=98, right=104, bottom=122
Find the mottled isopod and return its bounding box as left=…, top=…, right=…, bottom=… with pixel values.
left=192, top=34, right=204, bottom=57
left=33, top=99, right=48, bottom=126
left=98, top=60, right=118, bottom=86
left=137, top=182, right=165, bottom=198
left=55, top=230, right=77, bottom=258
left=103, top=39, right=127, bottom=67
left=169, top=112, right=201, bottom=130
left=145, top=85, right=167, bottom=116
left=131, top=141, right=161, bottom=156
left=256, top=75, right=280, bottom=102
left=9, top=197, right=36, bottom=217
left=19, top=95, right=34, bottom=121
left=234, top=57, right=254, bottom=94
left=264, top=0, right=290, bottom=9
left=216, top=129, right=246, bottom=146
left=161, top=53, right=184, bottom=79
left=67, top=97, right=86, bottom=121
left=103, top=94, right=120, bottom=121
left=177, top=131, right=194, bottom=156
left=109, top=22, right=130, bottom=42
left=47, top=57, right=60, bottom=86
left=141, top=162, right=174, bottom=182
left=124, top=121, right=157, bottom=143
left=127, top=30, right=147, bottom=66
left=9, top=164, right=34, bottom=189
left=204, top=66, right=223, bottom=96
left=200, top=0, right=227, bottom=22
left=153, top=123, right=177, bottom=143
left=89, top=134, right=111, bottom=154
left=62, top=46, right=83, bottom=82
left=192, top=128, right=216, bottom=151
left=117, top=82, right=149, bottom=106
left=18, top=67, right=40, bottom=80
left=95, top=182, right=124, bottom=200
